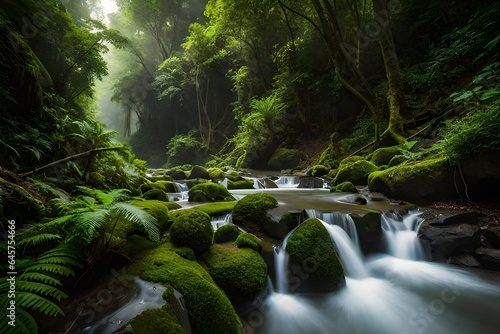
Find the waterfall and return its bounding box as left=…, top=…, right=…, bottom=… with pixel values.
left=305, top=210, right=361, bottom=251
left=274, top=176, right=300, bottom=188
left=167, top=183, right=189, bottom=201
left=273, top=231, right=294, bottom=294
left=381, top=210, right=426, bottom=260
left=211, top=213, right=232, bottom=230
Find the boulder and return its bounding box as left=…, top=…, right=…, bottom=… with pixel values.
left=483, top=225, right=500, bottom=248
left=169, top=209, right=214, bottom=256
left=370, top=145, right=401, bottom=166
left=297, top=176, right=324, bottom=188
left=418, top=221, right=481, bottom=261
left=188, top=182, right=235, bottom=202
left=335, top=160, right=378, bottom=185
left=447, top=254, right=482, bottom=268
left=474, top=248, right=500, bottom=271
left=232, top=193, right=278, bottom=232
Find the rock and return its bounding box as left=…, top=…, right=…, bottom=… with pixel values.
left=351, top=212, right=384, bottom=255
left=232, top=193, right=278, bottom=231
left=418, top=222, right=481, bottom=261
left=335, top=160, right=378, bottom=185
left=474, top=248, right=500, bottom=271
left=169, top=209, right=214, bottom=256
left=370, top=145, right=401, bottom=166
left=189, top=165, right=210, bottom=179
left=447, top=254, right=482, bottom=268
left=483, top=225, right=500, bottom=248
left=429, top=212, right=483, bottom=226
left=188, top=182, right=235, bottom=202
left=259, top=178, right=279, bottom=188
left=297, top=176, right=324, bottom=188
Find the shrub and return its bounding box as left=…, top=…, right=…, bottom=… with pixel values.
left=214, top=224, right=241, bottom=243
left=165, top=131, right=208, bottom=167
left=234, top=233, right=261, bottom=251
left=188, top=182, right=235, bottom=202
left=169, top=210, right=214, bottom=256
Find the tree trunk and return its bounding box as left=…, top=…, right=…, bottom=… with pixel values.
left=372, top=0, right=409, bottom=142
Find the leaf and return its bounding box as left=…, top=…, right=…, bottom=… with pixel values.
left=480, top=88, right=500, bottom=101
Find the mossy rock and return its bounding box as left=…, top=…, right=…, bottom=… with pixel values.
left=130, top=304, right=184, bottom=334
left=190, top=165, right=210, bottom=179
left=169, top=209, right=214, bottom=256
left=207, top=168, right=224, bottom=182
left=335, top=160, right=378, bottom=185
left=234, top=232, right=261, bottom=251
left=193, top=201, right=237, bottom=217
left=188, top=182, right=235, bottom=202
left=142, top=188, right=169, bottom=201
left=388, top=154, right=408, bottom=167
left=307, top=164, right=330, bottom=177
left=261, top=211, right=299, bottom=239
left=331, top=181, right=358, bottom=193
left=119, top=234, right=158, bottom=257
left=227, top=179, right=255, bottom=189
left=0, top=179, right=45, bottom=223
left=370, top=145, right=401, bottom=166
left=224, top=170, right=244, bottom=182
left=368, top=157, right=455, bottom=205
left=165, top=169, right=187, bottom=180
left=128, top=242, right=244, bottom=334
left=338, top=156, right=364, bottom=169
left=129, top=199, right=170, bottom=231
left=204, top=244, right=267, bottom=308
left=285, top=218, right=345, bottom=293
left=214, top=224, right=241, bottom=243
left=232, top=193, right=278, bottom=229
left=268, top=148, right=306, bottom=170
left=141, top=181, right=179, bottom=194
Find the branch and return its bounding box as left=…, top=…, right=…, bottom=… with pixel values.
left=20, top=147, right=126, bottom=178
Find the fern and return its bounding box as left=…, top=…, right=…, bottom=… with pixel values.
left=111, top=202, right=160, bottom=243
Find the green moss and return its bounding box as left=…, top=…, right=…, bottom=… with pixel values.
left=227, top=179, right=255, bottom=189
left=335, top=160, right=378, bottom=185
left=130, top=305, right=184, bottom=334
left=368, top=157, right=453, bottom=203
left=234, top=232, right=261, bottom=251
left=142, top=188, right=169, bottom=201
left=129, top=200, right=170, bottom=230
left=119, top=234, right=157, bottom=257
left=193, top=201, right=237, bottom=216
left=224, top=170, right=244, bottom=181
left=204, top=244, right=267, bottom=307
left=141, top=181, right=179, bottom=194
left=214, top=224, right=241, bottom=243
left=307, top=164, right=330, bottom=177
left=188, top=182, right=235, bottom=202
left=232, top=193, right=278, bottom=228
left=268, top=148, right=306, bottom=170
left=207, top=167, right=224, bottom=181
left=128, top=242, right=244, bottom=334
left=169, top=209, right=214, bottom=256
left=370, top=145, right=401, bottom=166
left=286, top=218, right=345, bottom=293
left=331, top=181, right=358, bottom=193
left=164, top=202, right=182, bottom=210
left=388, top=154, right=408, bottom=167
left=190, top=165, right=210, bottom=179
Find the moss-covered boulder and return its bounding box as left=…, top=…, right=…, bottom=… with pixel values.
left=368, top=157, right=455, bottom=204
left=261, top=211, right=299, bottom=239
left=193, top=201, right=236, bottom=217
left=169, top=210, right=214, bottom=256
left=204, top=244, right=267, bottom=308
left=129, top=304, right=184, bottom=334
left=0, top=178, right=45, bottom=223
left=335, top=160, right=378, bottom=185
left=227, top=179, right=255, bottom=189
left=388, top=154, right=408, bottom=167
left=141, top=180, right=179, bottom=194
left=142, top=188, right=169, bottom=201
left=188, top=182, right=235, bottom=202
left=285, top=218, right=345, bottom=293
left=331, top=181, right=358, bottom=193
left=234, top=232, right=261, bottom=251
left=128, top=199, right=170, bottom=231
left=224, top=170, right=244, bottom=182
left=214, top=224, right=241, bottom=243
left=128, top=242, right=244, bottom=334
left=207, top=167, right=224, bottom=182
left=190, top=165, right=210, bottom=179
left=370, top=145, right=401, bottom=166
left=268, top=148, right=305, bottom=170
left=232, top=193, right=278, bottom=230
left=307, top=164, right=330, bottom=177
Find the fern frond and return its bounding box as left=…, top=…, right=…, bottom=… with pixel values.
left=24, top=263, right=75, bottom=277
left=17, top=281, right=67, bottom=300
left=17, top=233, right=62, bottom=247
left=72, top=209, right=109, bottom=243
left=77, top=186, right=113, bottom=205
left=18, top=272, right=62, bottom=286
left=111, top=202, right=160, bottom=243
left=0, top=298, right=37, bottom=334
left=106, top=188, right=132, bottom=203
left=16, top=291, right=64, bottom=316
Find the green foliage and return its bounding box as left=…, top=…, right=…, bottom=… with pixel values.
left=268, top=148, right=306, bottom=170
left=204, top=244, right=267, bottom=307
left=286, top=218, right=345, bottom=293
left=232, top=193, right=278, bottom=227
left=166, top=131, right=208, bottom=167
left=169, top=209, right=214, bottom=256
left=214, top=224, right=241, bottom=243
left=234, top=233, right=261, bottom=251
left=188, top=182, right=235, bottom=202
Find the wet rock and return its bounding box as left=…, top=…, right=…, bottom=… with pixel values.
left=418, top=221, right=481, bottom=261
left=474, top=248, right=500, bottom=271
left=447, top=254, right=482, bottom=268
left=483, top=225, right=500, bottom=248
left=429, top=212, right=483, bottom=226
left=297, top=176, right=324, bottom=188
left=351, top=212, right=384, bottom=255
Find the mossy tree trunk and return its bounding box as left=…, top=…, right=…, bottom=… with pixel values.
left=372, top=0, right=409, bottom=143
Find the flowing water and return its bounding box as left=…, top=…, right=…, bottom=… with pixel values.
left=253, top=211, right=500, bottom=334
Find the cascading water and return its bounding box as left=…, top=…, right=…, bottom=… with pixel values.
left=167, top=183, right=189, bottom=201
left=381, top=210, right=426, bottom=260
left=274, top=176, right=300, bottom=188
left=210, top=213, right=232, bottom=230
left=305, top=210, right=361, bottom=251
left=254, top=210, right=500, bottom=334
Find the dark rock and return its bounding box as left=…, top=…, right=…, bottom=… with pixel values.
left=351, top=212, right=384, bottom=255
left=297, top=176, right=324, bottom=188
left=447, top=254, right=482, bottom=268
left=418, top=222, right=481, bottom=261
left=429, top=212, right=483, bottom=226
left=474, top=248, right=500, bottom=271
left=259, top=178, right=279, bottom=188
left=483, top=225, right=500, bottom=248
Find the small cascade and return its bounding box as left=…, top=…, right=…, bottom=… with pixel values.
left=210, top=213, right=232, bottom=230
left=219, top=177, right=228, bottom=188
left=320, top=222, right=367, bottom=278
left=305, top=210, right=361, bottom=251
left=273, top=230, right=296, bottom=294
left=168, top=183, right=189, bottom=201
left=274, top=176, right=300, bottom=188
left=381, top=210, right=426, bottom=260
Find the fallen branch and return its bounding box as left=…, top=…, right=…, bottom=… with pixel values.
left=20, top=147, right=125, bottom=178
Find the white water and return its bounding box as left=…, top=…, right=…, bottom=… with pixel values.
left=259, top=211, right=500, bottom=334
left=274, top=176, right=300, bottom=188
left=211, top=213, right=232, bottom=230
left=167, top=182, right=189, bottom=201
left=382, top=210, right=426, bottom=260
left=305, top=210, right=361, bottom=251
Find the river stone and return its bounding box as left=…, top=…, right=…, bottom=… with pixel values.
left=484, top=225, right=500, bottom=248
left=418, top=222, right=481, bottom=261
left=474, top=248, right=500, bottom=271
left=447, top=254, right=482, bottom=268
left=297, top=176, right=324, bottom=188
left=429, top=212, right=483, bottom=226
